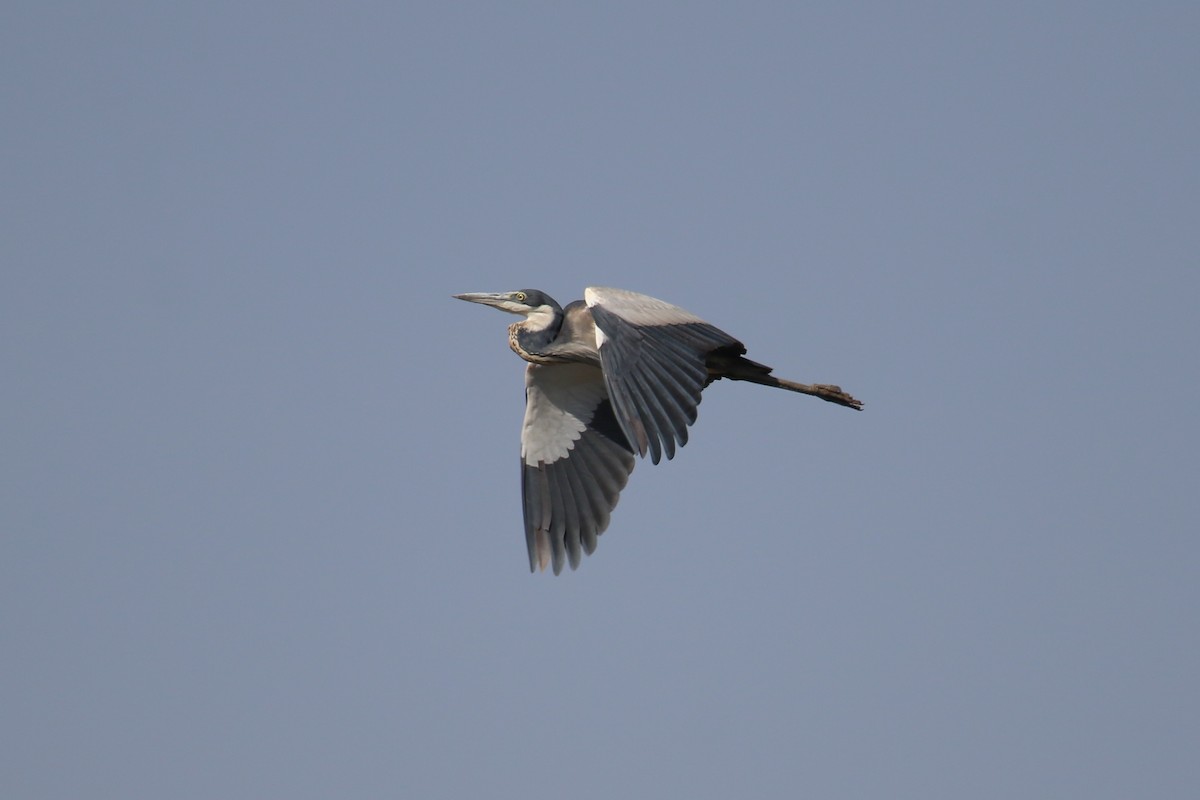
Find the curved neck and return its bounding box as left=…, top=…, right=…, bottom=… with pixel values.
left=508, top=304, right=564, bottom=363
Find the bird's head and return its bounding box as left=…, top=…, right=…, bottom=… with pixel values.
left=453, top=289, right=561, bottom=320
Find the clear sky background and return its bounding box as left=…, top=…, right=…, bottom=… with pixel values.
left=4, top=3, right=1198, bottom=798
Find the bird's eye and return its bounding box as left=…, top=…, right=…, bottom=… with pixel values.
left=514, top=292, right=527, bottom=301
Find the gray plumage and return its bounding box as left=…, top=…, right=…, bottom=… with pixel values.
left=454, top=286, right=862, bottom=574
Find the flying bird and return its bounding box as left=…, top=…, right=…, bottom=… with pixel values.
left=454, top=286, right=862, bottom=574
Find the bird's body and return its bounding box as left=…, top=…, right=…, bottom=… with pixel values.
left=454, top=286, right=861, bottom=574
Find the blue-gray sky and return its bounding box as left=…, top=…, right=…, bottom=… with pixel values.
left=4, top=3, right=1198, bottom=798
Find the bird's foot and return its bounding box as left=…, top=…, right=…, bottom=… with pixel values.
left=814, top=384, right=863, bottom=410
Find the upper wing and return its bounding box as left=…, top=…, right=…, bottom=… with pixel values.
left=585, top=286, right=744, bottom=464
left=521, top=362, right=636, bottom=574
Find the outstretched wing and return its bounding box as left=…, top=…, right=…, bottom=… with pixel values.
left=585, top=286, right=744, bottom=464
left=521, top=362, right=636, bottom=574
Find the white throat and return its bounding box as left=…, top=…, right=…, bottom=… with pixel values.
left=523, top=304, right=558, bottom=332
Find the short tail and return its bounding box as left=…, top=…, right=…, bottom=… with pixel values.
left=710, top=354, right=863, bottom=410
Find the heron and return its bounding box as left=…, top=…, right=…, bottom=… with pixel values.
left=454, top=286, right=862, bottom=574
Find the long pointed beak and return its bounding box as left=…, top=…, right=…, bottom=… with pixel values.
left=453, top=292, right=510, bottom=309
